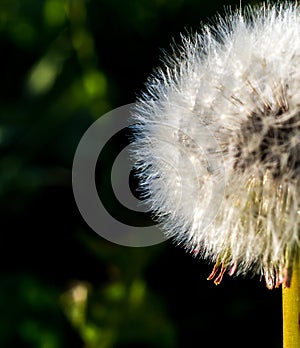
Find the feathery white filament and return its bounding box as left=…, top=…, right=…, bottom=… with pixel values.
left=132, top=3, right=300, bottom=289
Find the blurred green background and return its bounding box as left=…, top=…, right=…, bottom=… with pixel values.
left=1, top=0, right=282, bottom=347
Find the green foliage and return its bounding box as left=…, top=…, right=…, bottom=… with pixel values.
left=0, top=0, right=282, bottom=348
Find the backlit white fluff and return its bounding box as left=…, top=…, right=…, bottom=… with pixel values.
left=132, top=3, right=300, bottom=289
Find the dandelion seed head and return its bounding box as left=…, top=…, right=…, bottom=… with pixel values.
left=132, top=3, right=300, bottom=289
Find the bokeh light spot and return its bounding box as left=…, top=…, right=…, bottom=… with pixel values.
left=44, top=0, right=66, bottom=27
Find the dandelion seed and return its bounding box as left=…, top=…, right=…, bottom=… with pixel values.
left=132, top=3, right=300, bottom=289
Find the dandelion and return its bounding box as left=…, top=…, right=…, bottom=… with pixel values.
left=132, top=3, right=300, bottom=292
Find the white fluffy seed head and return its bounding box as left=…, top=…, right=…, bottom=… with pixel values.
left=131, top=3, right=300, bottom=289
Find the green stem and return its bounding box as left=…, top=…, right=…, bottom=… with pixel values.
left=282, top=255, right=300, bottom=348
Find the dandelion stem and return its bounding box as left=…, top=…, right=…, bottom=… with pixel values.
left=282, top=254, right=300, bottom=348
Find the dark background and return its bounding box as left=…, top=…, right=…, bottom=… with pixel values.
left=1, top=1, right=282, bottom=347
